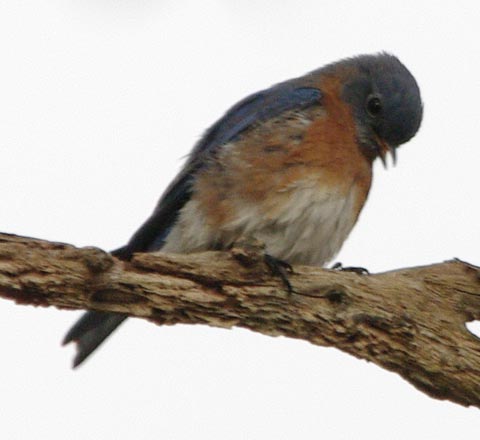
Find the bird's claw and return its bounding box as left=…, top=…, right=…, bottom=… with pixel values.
left=264, top=254, right=294, bottom=293
left=331, top=262, right=369, bottom=275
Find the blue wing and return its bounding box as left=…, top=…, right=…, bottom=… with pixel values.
left=193, top=84, right=323, bottom=158
left=117, top=83, right=323, bottom=258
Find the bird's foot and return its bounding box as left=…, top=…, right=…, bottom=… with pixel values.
left=331, top=262, right=369, bottom=275
left=264, top=254, right=294, bottom=293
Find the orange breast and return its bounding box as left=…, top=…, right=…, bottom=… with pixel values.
left=193, top=73, right=372, bottom=230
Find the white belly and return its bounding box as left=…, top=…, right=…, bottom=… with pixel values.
left=253, top=186, right=359, bottom=265
left=161, top=182, right=360, bottom=267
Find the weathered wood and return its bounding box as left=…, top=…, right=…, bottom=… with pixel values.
left=0, top=232, right=479, bottom=408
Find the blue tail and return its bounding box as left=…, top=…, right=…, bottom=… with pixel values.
left=63, top=245, right=133, bottom=368
left=63, top=311, right=127, bottom=368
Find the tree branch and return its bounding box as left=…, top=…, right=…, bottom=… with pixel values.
left=1, top=232, right=480, bottom=408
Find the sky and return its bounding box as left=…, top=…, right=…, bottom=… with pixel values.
left=1, top=1, right=479, bottom=438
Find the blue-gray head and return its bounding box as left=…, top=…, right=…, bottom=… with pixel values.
left=337, top=53, right=423, bottom=164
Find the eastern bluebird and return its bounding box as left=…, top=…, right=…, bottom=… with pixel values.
left=63, top=53, right=423, bottom=367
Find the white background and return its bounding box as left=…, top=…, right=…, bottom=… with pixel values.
left=1, top=1, right=479, bottom=438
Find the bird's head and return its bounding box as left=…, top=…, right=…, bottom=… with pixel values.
left=338, top=53, right=423, bottom=165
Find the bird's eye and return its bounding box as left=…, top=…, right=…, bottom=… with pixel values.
left=366, top=95, right=382, bottom=117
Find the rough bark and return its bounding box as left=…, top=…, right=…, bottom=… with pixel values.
left=1, top=232, right=480, bottom=408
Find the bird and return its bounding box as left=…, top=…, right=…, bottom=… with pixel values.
left=63, top=52, right=423, bottom=368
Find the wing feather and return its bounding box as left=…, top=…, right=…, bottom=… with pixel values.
left=120, top=84, right=322, bottom=257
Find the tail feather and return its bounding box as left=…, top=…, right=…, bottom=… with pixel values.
left=63, top=311, right=127, bottom=368
left=62, top=245, right=132, bottom=368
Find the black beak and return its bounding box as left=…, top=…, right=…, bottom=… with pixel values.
left=375, top=136, right=397, bottom=168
